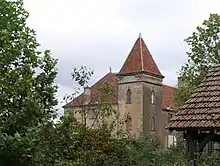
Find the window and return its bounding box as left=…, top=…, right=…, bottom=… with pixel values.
left=213, top=142, right=220, bottom=152
left=125, top=113, right=132, bottom=132
left=168, top=135, right=177, bottom=148
left=151, top=88, right=156, bottom=104
left=88, top=109, right=96, bottom=120
left=151, top=115, right=156, bottom=131
left=126, top=88, right=132, bottom=104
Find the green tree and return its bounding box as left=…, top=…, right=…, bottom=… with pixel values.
left=175, top=13, right=220, bottom=105
left=0, top=0, right=58, bottom=135
left=65, top=66, right=117, bottom=128
left=0, top=1, right=58, bottom=165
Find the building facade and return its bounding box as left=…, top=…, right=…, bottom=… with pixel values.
left=63, top=34, right=177, bottom=148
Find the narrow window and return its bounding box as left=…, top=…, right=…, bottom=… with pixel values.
left=151, top=88, right=156, bottom=104
left=88, top=108, right=96, bottom=120
left=151, top=115, right=156, bottom=131
left=213, top=142, right=220, bottom=152
left=125, top=113, right=132, bottom=132
left=168, top=135, right=177, bottom=148
left=126, top=88, right=132, bottom=104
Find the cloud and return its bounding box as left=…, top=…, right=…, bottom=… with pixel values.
left=23, top=0, right=220, bottom=108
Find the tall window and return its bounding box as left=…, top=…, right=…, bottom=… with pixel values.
left=88, top=109, right=96, bottom=120
left=126, top=88, right=132, bottom=104
left=213, top=142, right=220, bottom=152
left=151, top=115, right=156, bottom=131
left=125, top=113, right=132, bottom=132
left=151, top=88, right=156, bottom=104
left=168, top=135, right=177, bottom=148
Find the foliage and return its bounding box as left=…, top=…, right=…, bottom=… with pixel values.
left=1, top=1, right=220, bottom=165
left=0, top=0, right=57, bottom=165
left=63, top=66, right=94, bottom=103
left=65, top=66, right=117, bottom=128
left=197, top=152, right=220, bottom=166
left=71, top=66, right=94, bottom=87
left=175, top=13, right=220, bottom=106
left=0, top=0, right=58, bottom=135
left=0, top=112, right=133, bottom=166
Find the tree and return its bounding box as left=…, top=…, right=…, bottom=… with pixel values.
left=0, top=0, right=58, bottom=135
left=64, top=66, right=117, bottom=128
left=0, top=0, right=58, bottom=165
left=175, top=13, right=220, bottom=106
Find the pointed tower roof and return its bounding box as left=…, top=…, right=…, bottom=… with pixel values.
left=119, top=34, right=163, bottom=78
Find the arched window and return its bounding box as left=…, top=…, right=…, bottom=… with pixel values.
left=151, top=88, right=156, bottom=104
left=126, top=88, right=132, bottom=104
left=125, top=113, right=132, bottom=132
left=151, top=115, right=156, bottom=131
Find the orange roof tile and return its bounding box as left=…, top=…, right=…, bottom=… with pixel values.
left=119, top=36, right=163, bottom=77
left=167, top=65, right=220, bottom=130
left=64, top=72, right=118, bottom=107
left=162, top=84, right=177, bottom=110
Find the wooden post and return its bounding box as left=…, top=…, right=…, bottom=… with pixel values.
left=186, top=133, right=196, bottom=166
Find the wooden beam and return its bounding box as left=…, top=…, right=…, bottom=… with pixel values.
left=186, top=133, right=197, bottom=166
left=198, top=133, right=214, bottom=152
left=183, top=129, right=218, bottom=165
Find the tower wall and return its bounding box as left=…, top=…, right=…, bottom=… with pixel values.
left=117, top=73, right=164, bottom=139
left=118, top=75, right=143, bottom=137
left=142, top=80, right=166, bottom=145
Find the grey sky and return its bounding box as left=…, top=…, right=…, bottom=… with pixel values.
left=23, top=0, right=220, bottom=115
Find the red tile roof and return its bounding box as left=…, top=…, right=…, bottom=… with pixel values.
left=162, top=85, right=177, bottom=110
left=119, top=36, right=163, bottom=77
left=64, top=36, right=175, bottom=110
left=167, top=65, right=220, bottom=130
left=64, top=73, right=176, bottom=110
left=64, top=72, right=118, bottom=107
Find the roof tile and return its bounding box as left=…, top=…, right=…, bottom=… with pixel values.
left=63, top=36, right=175, bottom=111
left=167, top=65, right=220, bottom=130
left=119, top=37, right=163, bottom=77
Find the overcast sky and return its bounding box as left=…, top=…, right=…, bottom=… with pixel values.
left=23, top=0, right=220, bottom=115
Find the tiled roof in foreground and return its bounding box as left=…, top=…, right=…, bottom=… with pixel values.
left=167, top=65, right=220, bottom=130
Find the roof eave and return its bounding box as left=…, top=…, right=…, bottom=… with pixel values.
left=166, top=126, right=220, bottom=132
left=162, top=108, right=177, bottom=113
left=63, top=102, right=118, bottom=108
left=116, top=70, right=164, bottom=79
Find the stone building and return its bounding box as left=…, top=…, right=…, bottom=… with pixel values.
left=63, top=34, right=177, bottom=148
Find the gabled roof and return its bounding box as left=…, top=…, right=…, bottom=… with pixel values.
left=119, top=34, right=163, bottom=77
left=64, top=72, right=118, bottom=107
left=64, top=73, right=176, bottom=110
left=162, top=85, right=177, bottom=110
left=167, top=65, right=220, bottom=130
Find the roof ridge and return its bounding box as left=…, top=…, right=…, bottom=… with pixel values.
left=118, top=35, right=163, bottom=77
left=163, top=84, right=177, bottom=89
left=90, top=72, right=116, bottom=89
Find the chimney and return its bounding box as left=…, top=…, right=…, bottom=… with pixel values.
left=84, top=86, right=91, bottom=104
